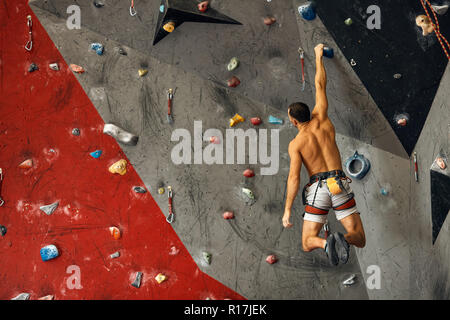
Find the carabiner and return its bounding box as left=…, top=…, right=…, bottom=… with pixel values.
left=130, top=6, right=137, bottom=16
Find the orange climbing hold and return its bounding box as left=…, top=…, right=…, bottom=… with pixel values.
left=18, top=159, right=33, bottom=169
left=70, top=64, right=84, bottom=73
left=109, top=159, right=127, bottom=175
left=223, top=211, right=234, bottom=219
left=109, top=226, right=121, bottom=240
left=436, top=157, right=447, bottom=170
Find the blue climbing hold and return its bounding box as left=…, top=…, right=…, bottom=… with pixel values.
left=268, top=115, right=284, bottom=125
left=160, top=5, right=165, bottom=12
left=90, top=150, right=102, bottom=159
left=323, top=47, right=334, bottom=59
left=90, top=43, right=104, bottom=55
left=40, top=245, right=59, bottom=261
left=298, top=2, right=316, bottom=21
left=380, top=188, right=389, bottom=196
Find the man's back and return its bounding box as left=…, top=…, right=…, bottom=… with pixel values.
left=292, top=116, right=343, bottom=177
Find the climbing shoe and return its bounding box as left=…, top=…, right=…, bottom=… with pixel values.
left=324, top=233, right=339, bottom=266
left=334, top=232, right=350, bottom=264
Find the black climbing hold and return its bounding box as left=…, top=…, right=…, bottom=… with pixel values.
left=72, top=128, right=80, bottom=136
left=93, top=1, right=104, bottom=8
left=133, top=186, right=147, bottom=194
left=153, top=0, right=241, bottom=45
left=0, top=225, right=6, bottom=236
left=28, top=63, right=39, bottom=73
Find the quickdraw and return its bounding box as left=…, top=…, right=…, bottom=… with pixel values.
left=166, top=186, right=174, bottom=223
left=25, top=15, right=33, bottom=51
left=0, top=168, right=4, bottom=207
left=323, top=221, right=329, bottom=239
left=130, top=0, right=137, bottom=16
left=298, top=47, right=306, bottom=91
left=419, top=0, right=450, bottom=59
left=167, top=89, right=174, bottom=124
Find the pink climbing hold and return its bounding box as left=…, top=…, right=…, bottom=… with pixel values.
left=198, top=1, right=209, bottom=13
left=223, top=211, right=234, bottom=220
left=436, top=157, right=447, bottom=170
left=251, top=117, right=262, bottom=125
left=266, top=255, right=277, bottom=264
left=209, top=136, right=221, bottom=144
left=243, top=169, right=255, bottom=178
left=18, top=159, right=33, bottom=169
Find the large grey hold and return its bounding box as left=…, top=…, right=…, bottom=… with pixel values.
left=131, top=272, right=143, bottom=288
left=103, top=124, right=139, bottom=146
left=40, top=202, right=59, bottom=215
left=202, top=251, right=212, bottom=265
left=343, top=274, right=357, bottom=286
left=11, top=293, right=30, bottom=300
left=432, top=4, right=448, bottom=15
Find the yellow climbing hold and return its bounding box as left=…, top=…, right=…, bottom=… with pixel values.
left=109, top=159, right=127, bottom=175
left=138, top=69, right=148, bottom=77
left=163, top=21, right=175, bottom=33
left=158, top=187, right=165, bottom=195
left=229, top=114, right=245, bottom=127
left=155, top=273, right=167, bottom=284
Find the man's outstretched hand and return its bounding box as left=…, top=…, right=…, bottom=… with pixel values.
left=282, top=210, right=293, bottom=228
left=314, top=43, right=324, bottom=58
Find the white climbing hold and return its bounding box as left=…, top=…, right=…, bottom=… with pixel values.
left=110, top=251, right=120, bottom=259
left=343, top=274, right=357, bottom=286
left=11, top=293, right=30, bottom=300
left=103, top=124, right=139, bottom=146
left=40, top=202, right=59, bottom=215
left=49, top=63, right=59, bottom=71
left=432, top=4, right=448, bottom=15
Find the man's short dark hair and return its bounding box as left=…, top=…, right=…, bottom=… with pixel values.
left=288, top=102, right=310, bottom=123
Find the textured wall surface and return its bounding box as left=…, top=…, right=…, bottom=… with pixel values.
left=0, top=0, right=448, bottom=300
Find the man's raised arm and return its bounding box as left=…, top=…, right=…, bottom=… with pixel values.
left=311, top=44, right=328, bottom=120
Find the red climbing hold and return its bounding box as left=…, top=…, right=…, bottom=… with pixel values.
left=227, top=76, right=240, bottom=88
left=198, top=1, right=209, bottom=13
left=223, top=211, right=234, bottom=220
left=243, top=169, right=255, bottom=178
left=18, top=159, right=33, bottom=169
left=250, top=117, right=262, bottom=126
left=109, top=226, right=121, bottom=240
left=397, top=118, right=407, bottom=127
left=266, top=255, right=277, bottom=264
left=210, top=136, right=221, bottom=144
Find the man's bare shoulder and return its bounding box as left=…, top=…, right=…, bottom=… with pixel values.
left=289, top=134, right=303, bottom=153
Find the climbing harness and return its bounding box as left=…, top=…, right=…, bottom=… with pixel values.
left=419, top=0, right=450, bottom=59
left=298, top=47, right=306, bottom=91
left=130, top=0, right=137, bottom=16
left=25, top=15, right=33, bottom=51
left=167, top=89, right=174, bottom=124
left=0, top=168, right=4, bottom=207
left=166, top=186, right=174, bottom=223
left=344, top=151, right=371, bottom=180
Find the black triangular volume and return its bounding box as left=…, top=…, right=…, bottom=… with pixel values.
left=430, top=170, right=450, bottom=244
left=153, top=0, right=241, bottom=45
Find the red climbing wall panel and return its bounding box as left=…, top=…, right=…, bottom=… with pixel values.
left=0, top=0, right=244, bottom=300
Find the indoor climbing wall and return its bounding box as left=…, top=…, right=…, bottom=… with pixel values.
left=0, top=0, right=449, bottom=300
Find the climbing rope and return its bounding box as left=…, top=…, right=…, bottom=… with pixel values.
left=130, top=0, right=137, bottom=16
left=298, top=47, right=306, bottom=91
left=25, top=15, right=33, bottom=51
left=419, top=0, right=450, bottom=59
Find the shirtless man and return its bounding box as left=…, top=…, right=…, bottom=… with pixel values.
left=282, top=44, right=366, bottom=266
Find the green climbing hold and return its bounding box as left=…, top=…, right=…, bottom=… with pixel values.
left=242, top=188, right=255, bottom=200
left=345, top=18, right=353, bottom=26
